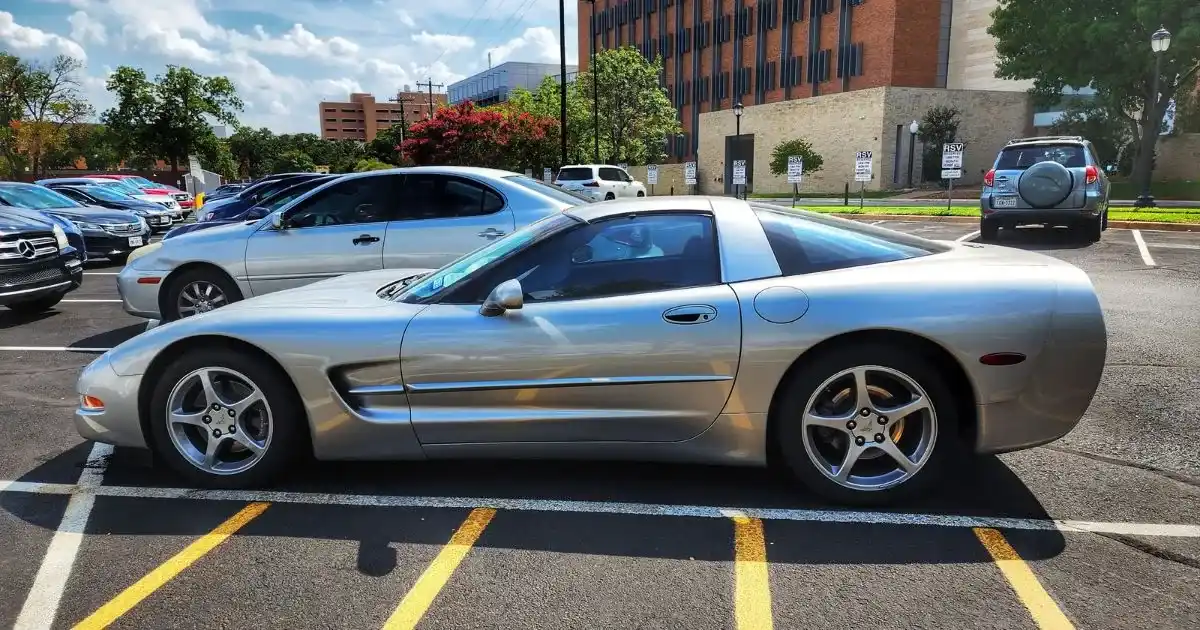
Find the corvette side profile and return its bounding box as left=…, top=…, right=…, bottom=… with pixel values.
left=75, top=197, right=1107, bottom=505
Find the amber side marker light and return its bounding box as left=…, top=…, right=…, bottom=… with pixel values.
left=979, top=353, right=1026, bottom=366
left=136, top=277, right=161, bottom=284
left=80, top=395, right=105, bottom=411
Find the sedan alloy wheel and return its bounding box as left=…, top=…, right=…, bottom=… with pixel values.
left=165, top=366, right=273, bottom=475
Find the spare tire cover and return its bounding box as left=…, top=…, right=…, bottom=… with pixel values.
left=1018, top=161, right=1074, bottom=208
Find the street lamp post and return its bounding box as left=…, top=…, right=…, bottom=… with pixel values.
left=1136, top=25, right=1172, bottom=208
left=733, top=101, right=744, bottom=199
left=907, top=120, right=919, bottom=188
left=557, top=0, right=568, bottom=168
left=585, top=0, right=599, bottom=162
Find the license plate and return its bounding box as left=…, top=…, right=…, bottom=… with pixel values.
left=128, top=236, right=143, bottom=247
left=993, top=196, right=1018, bottom=209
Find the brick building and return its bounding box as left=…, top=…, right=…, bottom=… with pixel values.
left=318, top=91, right=446, bottom=142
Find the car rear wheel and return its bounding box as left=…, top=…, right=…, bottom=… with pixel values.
left=1080, top=215, right=1102, bottom=243
left=147, top=348, right=305, bottom=488
left=164, top=268, right=243, bottom=321
left=6, top=294, right=63, bottom=314
left=604, top=192, right=615, bottom=200
left=637, top=191, right=646, bottom=197
left=774, top=343, right=961, bottom=506
left=979, top=218, right=1000, bottom=242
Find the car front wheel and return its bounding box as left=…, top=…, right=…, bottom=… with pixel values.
left=147, top=348, right=305, bottom=488
left=774, top=343, right=961, bottom=506
left=164, top=268, right=243, bottom=320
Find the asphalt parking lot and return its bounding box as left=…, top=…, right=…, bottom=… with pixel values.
left=1, top=220, right=1198, bottom=629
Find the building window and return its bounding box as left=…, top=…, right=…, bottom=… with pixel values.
left=783, top=0, right=805, bottom=23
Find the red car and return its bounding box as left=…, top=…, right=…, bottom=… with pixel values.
left=89, top=174, right=195, bottom=211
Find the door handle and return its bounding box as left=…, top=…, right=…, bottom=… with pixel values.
left=662, top=304, right=717, bottom=325
left=353, top=234, right=380, bottom=245
left=478, top=228, right=506, bottom=240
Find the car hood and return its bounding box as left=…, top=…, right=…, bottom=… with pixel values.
left=227, top=268, right=436, bottom=311
left=135, top=194, right=175, bottom=203
left=45, top=206, right=139, bottom=223
left=0, top=208, right=55, bottom=234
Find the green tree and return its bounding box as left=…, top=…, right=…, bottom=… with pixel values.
left=6, top=55, right=94, bottom=176
left=768, top=137, right=824, bottom=179
left=504, top=75, right=595, bottom=163
left=228, top=126, right=278, bottom=178
left=579, top=46, right=680, bottom=165
left=192, top=132, right=238, bottom=180
left=0, top=53, right=29, bottom=178
left=916, top=105, right=961, bottom=183
left=366, top=125, right=406, bottom=164
left=989, top=0, right=1200, bottom=197
left=1048, top=100, right=1134, bottom=172
left=103, top=65, right=243, bottom=178
left=272, top=150, right=315, bottom=173
left=352, top=157, right=395, bottom=172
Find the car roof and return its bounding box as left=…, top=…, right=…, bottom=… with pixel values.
left=1004, top=136, right=1088, bottom=148
left=564, top=195, right=729, bottom=223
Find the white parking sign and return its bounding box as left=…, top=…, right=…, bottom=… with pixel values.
left=732, top=159, right=747, bottom=185
left=543, top=167, right=552, bottom=183
left=786, top=155, right=804, bottom=184
left=684, top=161, right=697, bottom=185
left=854, top=151, right=873, bottom=182
left=647, top=164, right=659, bottom=185
left=942, top=142, right=964, bottom=170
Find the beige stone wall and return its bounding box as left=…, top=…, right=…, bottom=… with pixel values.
left=625, top=163, right=689, bottom=195
left=696, top=87, right=1033, bottom=194
left=1156, top=133, right=1200, bottom=181
left=946, top=0, right=1033, bottom=92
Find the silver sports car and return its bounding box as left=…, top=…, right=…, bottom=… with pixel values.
left=76, top=197, right=1107, bottom=505
left=116, top=166, right=592, bottom=321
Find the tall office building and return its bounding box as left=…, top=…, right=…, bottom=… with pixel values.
left=448, top=62, right=580, bottom=107
left=318, top=91, right=446, bottom=142
left=579, top=0, right=980, bottom=160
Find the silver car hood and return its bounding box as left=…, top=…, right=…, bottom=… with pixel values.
left=228, top=268, right=436, bottom=310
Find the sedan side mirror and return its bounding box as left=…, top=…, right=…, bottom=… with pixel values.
left=480, top=279, right=524, bottom=316
left=270, top=212, right=285, bottom=230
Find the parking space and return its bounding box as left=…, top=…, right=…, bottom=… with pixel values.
left=1, top=218, right=1198, bottom=629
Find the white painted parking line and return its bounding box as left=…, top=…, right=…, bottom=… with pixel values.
left=12, top=443, right=111, bottom=630
left=0, top=346, right=110, bottom=353
left=956, top=230, right=980, bottom=242
left=62, top=299, right=121, bottom=303
left=0, top=480, right=1197, bottom=538
left=83, top=272, right=120, bottom=276
left=869, top=220, right=885, bottom=225
left=1132, top=230, right=1157, bottom=266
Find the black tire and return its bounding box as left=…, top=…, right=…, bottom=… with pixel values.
left=163, top=267, right=243, bottom=321
left=1080, top=215, right=1102, bottom=243
left=979, top=218, right=1000, bottom=242
left=1101, top=210, right=1109, bottom=231
left=147, top=347, right=306, bottom=488
left=773, top=342, right=963, bottom=506
left=636, top=191, right=646, bottom=197
left=5, top=293, right=64, bottom=314
left=604, top=192, right=615, bottom=200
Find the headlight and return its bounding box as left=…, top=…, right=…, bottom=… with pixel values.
left=52, top=224, right=69, bottom=249
left=74, top=221, right=103, bottom=231
left=137, top=216, right=149, bottom=231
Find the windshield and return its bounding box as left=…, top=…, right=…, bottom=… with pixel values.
left=394, top=212, right=577, bottom=303
left=996, top=144, right=1088, bottom=170
left=129, top=176, right=158, bottom=188
left=78, top=185, right=134, bottom=203
left=556, top=167, right=594, bottom=181
left=97, top=179, right=142, bottom=195
left=0, top=184, right=81, bottom=210
left=502, top=175, right=594, bottom=204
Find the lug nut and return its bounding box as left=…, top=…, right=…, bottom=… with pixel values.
left=202, top=415, right=211, bottom=424
left=212, top=429, right=222, bottom=438
left=860, top=408, right=871, bottom=417
left=877, top=416, right=888, bottom=425
left=874, top=433, right=885, bottom=443
left=854, top=436, right=866, bottom=446
left=211, top=403, right=220, bottom=411
left=228, top=425, right=236, bottom=434
left=846, top=420, right=857, bottom=430
left=227, top=409, right=235, bottom=417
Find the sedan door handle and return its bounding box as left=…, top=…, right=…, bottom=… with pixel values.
left=663, top=304, right=717, bottom=325
left=478, top=228, right=506, bottom=240
left=353, top=234, right=380, bottom=245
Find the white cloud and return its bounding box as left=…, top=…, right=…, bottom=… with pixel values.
left=484, top=27, right=562, bottom=66
left=396, top=9, right=416, bottom=28
left=68, top=10, right=106, bottom=44
left=122, top=23, right=218, bottom=63
left=229, top=23, right=360, bottom=61
left=411, top=31, right=474, bottom=55
left=0, top=10, right=88, bottom=59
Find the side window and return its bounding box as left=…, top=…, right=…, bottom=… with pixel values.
left=58, top=188, right=87, bottom=203
left=753, top=208, right=936, bottom=275
left=454, top=213, right=719, bottom=303
left=618, top=169, right=632, bottom=182
left=598, top=167, right=624, bottom=182
left=283, top=175, right=395, bottom=228
left=398, top=175, right=505, bottom=219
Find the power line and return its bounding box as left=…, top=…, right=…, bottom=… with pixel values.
left=429, top=0, right=496, bottom=69
left=484, top=0, right=539, bottom=55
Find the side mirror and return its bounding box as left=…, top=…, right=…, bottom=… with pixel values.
left=270, top=212, right=285, bottom=230
left=480, top=279, right=523, bottom=316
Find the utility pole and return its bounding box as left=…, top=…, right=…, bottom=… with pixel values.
left=557, top=0, right=568, bottom=167
left=387, top=92, right=414, bottom=143
left=416, top=78, right=444, bottom=119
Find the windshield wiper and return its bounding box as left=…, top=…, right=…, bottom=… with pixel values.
left=379, top=272, right=428, bottom=299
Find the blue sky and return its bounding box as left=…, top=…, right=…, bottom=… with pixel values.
left=1, top=0, right=578, bottom=132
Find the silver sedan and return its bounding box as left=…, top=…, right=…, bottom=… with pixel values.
left=76, top=197, right=1107, bottom=505
left=116, top=166, right=591, bottom=320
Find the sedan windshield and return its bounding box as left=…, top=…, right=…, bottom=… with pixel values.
left=77, top=185, right=134, bottom=203
left=0, top=184, right=81, bottom=209
left=394, top=213, right=578, bottom=303
left=128, top=176, right=159, bottom=188
left=97, top=180, right=142, bottom=195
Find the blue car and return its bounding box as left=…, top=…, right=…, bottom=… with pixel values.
left=198, top=173, right=329, bottom=222
left=43, top=183, right=175, bottom=231
left=167, top=174, right=338, bottom=239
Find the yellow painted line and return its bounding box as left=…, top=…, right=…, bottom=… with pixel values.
left=973, top=527, right=1074, bottom=630
left=382, top=507, right=497, bottom=630
left=72, top=502, right=270, bottom=630
left=731, top=515, right=774, bottom=630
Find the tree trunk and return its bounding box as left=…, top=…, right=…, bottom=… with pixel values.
left=1130, top=106, right=1162, bottom=196
left=169, top=155, right=180, bottom=179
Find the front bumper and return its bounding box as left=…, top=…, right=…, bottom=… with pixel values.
left=144, top=214, right=174, bottom=231
left=117, top=267, right=166, bottom=319
left=0, top=254, right=83, bottom=306
left=83, top=228, right=152, bottom=258
left=75, top=352, right=147, bottom=448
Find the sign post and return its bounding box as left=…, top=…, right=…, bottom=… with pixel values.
left=646, top=164, right=659, bottom=196
left=186, top=155, right=204, bottom=195
left=786, top=155, right=804, bottom=207
left=941, top=142, right=964, bottom=213
left=854, top=151, right=873, bottom=210
left=732, top=159, right=747, bottom=199
left=684, top=161, right=697, bottom=194
left=543, top=167, right=553, bottom=183
left=525, top=168, right=533, bottom=178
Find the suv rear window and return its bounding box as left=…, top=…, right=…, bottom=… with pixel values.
left=996, top=144, right=1088, bottom=170
left=751, top=206, right=943, bottom=275
left=557, top=167, right=594, bottom=181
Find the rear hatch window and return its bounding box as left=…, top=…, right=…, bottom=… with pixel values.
left=556, top=168, right=594, bottom=181
left=996, top=144, right=1087, bottom=170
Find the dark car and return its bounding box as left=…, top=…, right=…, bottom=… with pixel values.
left=205, top=182, right=248, bottom=200
left=166, top=175, right=338, bottom=240
left=198, top=173, right=328, bottom=222
left=0, top=206, right=84, bottom=313
left=44, top=184, right=175, bottom=231
left=0, top=183, right=151, bottom=263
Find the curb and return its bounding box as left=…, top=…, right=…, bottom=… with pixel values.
left=819, top=213, right=1200, bottom=232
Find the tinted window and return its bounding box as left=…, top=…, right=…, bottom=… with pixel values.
left=598, top=167, right=625, bottom=182
left=78, top=185, right=132, bottom=202
left=996, top=144, right=1087, bottom=170
left=398, top=175, right=505, bottom=219
left=55, top=188, right=92, bottom=203
left=502, top=175, right=593, bottom=204
left=283, top=176, right=395, bottom=228
left=451, top=213, right=719, bottom=303
left=752, top=207, right=940, bottom=275
left=0, top=184, right=80, bottom=210
left=261, top=177, right=335, bottom=210
left=557, top=167, right=594, bottom=181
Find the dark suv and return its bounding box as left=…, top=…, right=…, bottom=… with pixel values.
left=979, top=136, right=1110, bottom=242
left=0, top=207, right=84, bottom=313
